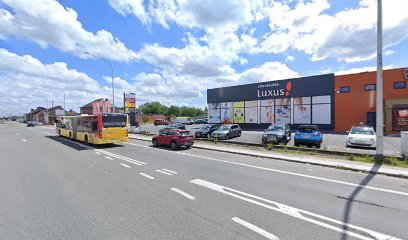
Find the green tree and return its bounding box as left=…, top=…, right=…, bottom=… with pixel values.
left=166, top=105, right=180, bottom=116
left=139, top=102, right=167, bottom=114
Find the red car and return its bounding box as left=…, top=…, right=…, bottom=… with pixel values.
left=154, top=119, right=169, bottom=126
left=152, top=129, right=194, bottom=150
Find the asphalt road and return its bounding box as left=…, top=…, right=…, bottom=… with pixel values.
left=1, top=122, right=408, bottom=240
left=138, top=124, right=402, bottom=156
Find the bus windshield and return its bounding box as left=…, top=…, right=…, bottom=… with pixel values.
left=102, top=114, right=127, bottom=128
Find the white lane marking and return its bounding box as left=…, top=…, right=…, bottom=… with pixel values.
left=161, top=168, right=178, bottom=174
left=232, top=217, right=279, bottom=240
left=156, top=170, right=173, bottom=176
left=120, top=163, right=131, bottom=168
left=95, top=149, right=145, bottom=166
left=126, top=142, right=408, bottom=197
left=191, top=179, right=401, bottom=240
left=307, top=169, right=314, bottom=172
left=22, top=139, right=26, bottom=142
left=40, top=131, right=52, bottom=136
left=170, top=188, right=196, bottom=200
left=139, top=173, right=154, bottom=180
left=105, top=156, right=113, bottom=160
left=95, top=152, right=101, bottom=155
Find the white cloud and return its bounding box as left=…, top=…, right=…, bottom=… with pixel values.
left=335, top=65, right=394, bottom=76
left=108, top=0, right=264, bottom=32
left=239, top=61, right=299, bottom=84
left=286, top=55, right=294, bottom=62
left=0, top=0, right=138, bottom=62
left=0, top=49, right=113, bottom=115
left=260, top=0, right=408, bottom=63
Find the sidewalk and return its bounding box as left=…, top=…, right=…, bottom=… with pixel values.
left=129, top=133, right=408, bottom=178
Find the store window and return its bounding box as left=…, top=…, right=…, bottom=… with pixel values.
left=339, top=86, right=350, bottom=93
left=394, top=81, right=406, bottom=89
left=260, top=99, right=275, bottom=124
left=244, top=101, right=258, bottom=123
left=294, top=97, right=311, bottom=124
left=312, top=95, right=331, bottom=124
left=275, top=98, right=291, bottom=124
left=365, top=84, right=376, bottom=91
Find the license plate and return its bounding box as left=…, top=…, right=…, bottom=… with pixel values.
left=268, top=136, right=276, bottom=141
left=303, top=135, right=311, bottom=139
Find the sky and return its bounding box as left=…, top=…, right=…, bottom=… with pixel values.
left=0, top=0, right=408, bottom=116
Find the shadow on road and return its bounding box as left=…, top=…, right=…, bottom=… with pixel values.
left=341, top=161, right=383, bottom=240
left=46, top=136, right=124, bottom=151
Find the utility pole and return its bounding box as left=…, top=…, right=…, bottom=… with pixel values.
left=375, top=0, right=384, bottom=161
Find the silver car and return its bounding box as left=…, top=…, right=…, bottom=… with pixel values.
left=211, top=124, right=241, bottom=140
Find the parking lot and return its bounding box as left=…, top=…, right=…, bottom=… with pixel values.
left=137, top=124, right=402, bottom=156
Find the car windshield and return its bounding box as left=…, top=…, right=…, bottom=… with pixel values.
left=351, top=127, right=375, bottom=135
left=219, top=126, right=230, bottom=131
left=200, top=125, right=211, bottom=130
left=267, top=125, right=284, bottom=131
left=298, top=127, right=317, bottom=133
left=178, top=131, right=191, bottom=136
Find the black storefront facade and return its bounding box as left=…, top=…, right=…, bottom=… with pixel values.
left=207, top=74, right=335, bottom=130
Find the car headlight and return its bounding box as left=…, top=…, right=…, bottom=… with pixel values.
left=263, top=133, right=267, bottom=137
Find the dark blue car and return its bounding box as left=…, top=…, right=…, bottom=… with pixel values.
left=294, top=125, right=323, bottom=148
left=194, top=124, right=221, bottom=138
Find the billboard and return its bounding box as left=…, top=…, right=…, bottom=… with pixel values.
left=124, top=93, right=136, bottom=126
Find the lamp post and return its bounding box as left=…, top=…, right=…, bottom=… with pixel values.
left=84, top=51, right=115, bottom=113
left=375, top=0, right=384, bottom=161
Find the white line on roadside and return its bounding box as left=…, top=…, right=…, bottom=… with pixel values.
left=95, top=152, right=101, bottom=155
left=126, top=142, right=408, bottom=197
left=191, top=179, right=401, bottom=240
left=170, top=188, right=196, bottom=200
left=105, top=156, right=113, bottom=160
left=162, top=168, right=178, bottom=174
left=120, top=163, right=131, bottom=168
left=232, top=217, right=279, bottom=240
left=40, top=131, right=52, bottom=136
left=139, top=173, right=154, bottom=180
left=22, top=139, right=26, bottom=142
left=156, top=170, right=173, bottom=176
left=95, top=149, right=145, bottom=166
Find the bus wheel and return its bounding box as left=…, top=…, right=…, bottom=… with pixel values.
left=58, top=130, right=61, bottom=136
left=85, top=135, right=89, bottom=145
left=69, top=132, right=72, bottom=139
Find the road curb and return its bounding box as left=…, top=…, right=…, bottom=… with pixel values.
left=128, top=136, right=408, bottom=178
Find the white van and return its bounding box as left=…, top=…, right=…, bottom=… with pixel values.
left=175, top=117, right=194, bottom=125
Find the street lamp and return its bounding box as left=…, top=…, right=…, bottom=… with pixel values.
left=84, top=51, right=115, bottom=113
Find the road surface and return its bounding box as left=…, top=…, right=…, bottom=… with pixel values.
left=1, top=122, right=408, bottom=240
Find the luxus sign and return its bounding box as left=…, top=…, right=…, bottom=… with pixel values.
left=207, top=74, right=334, bottom=103
left=257, top=82, right=292, bottom=98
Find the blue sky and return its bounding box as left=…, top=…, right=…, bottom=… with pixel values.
left=1, top=0, right=408, bottom=116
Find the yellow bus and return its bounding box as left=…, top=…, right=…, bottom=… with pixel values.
left=56, top=113, right=128, bottom=144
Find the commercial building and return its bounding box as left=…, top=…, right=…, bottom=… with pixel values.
left=335, top=67, right=408, bottom=133
left=80, top=98, right=119, bottom=115
left=207, top=67, right=408, bottom=133
left=207, top=74, right=335, bottom=130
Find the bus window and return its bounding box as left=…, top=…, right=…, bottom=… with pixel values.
left=102, top=114, right=126, bottom=128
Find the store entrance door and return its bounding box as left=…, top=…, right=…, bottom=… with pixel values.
left=367, top=112, right=376, bottom=130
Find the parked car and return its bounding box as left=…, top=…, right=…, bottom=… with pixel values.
left=152, top=129, right=194, bottom=150
left=211, top=124, right=241, bottom=140
left=194, top=119, right=207, bottom=124
left=154, top=119, right=169, bottom=126
left=294, top=125, right=323, bottom=148
left=346, top=125, right=376, bottom=149
left=164, top=123, right=186, bottom=130
left=175, top=117, right=194, bottom=125
left=195, top=124, right=221, bottom=138
left=262, top=123, right=291, bottom=145
left=26, top=121, right=36, bottom=127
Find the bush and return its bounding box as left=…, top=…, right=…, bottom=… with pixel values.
left=266, top=144, right=274, bottom=151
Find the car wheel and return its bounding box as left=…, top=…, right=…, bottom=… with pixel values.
left=294, top=142, right=300, bottom=147
left=84, top=135, right=89, bottom=145
left=186, top=146, right=191, bottom=149
left=262, top=139, right=267, bottom=144
left=170, top=141, right=177, bottom=150
left=238, top=131, right=241, bottom=137
left=316, top=143, right=321, bottom=148
left=225, top=134, right=230, bottom=140
left=152, top=139, right=158, bottom=147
